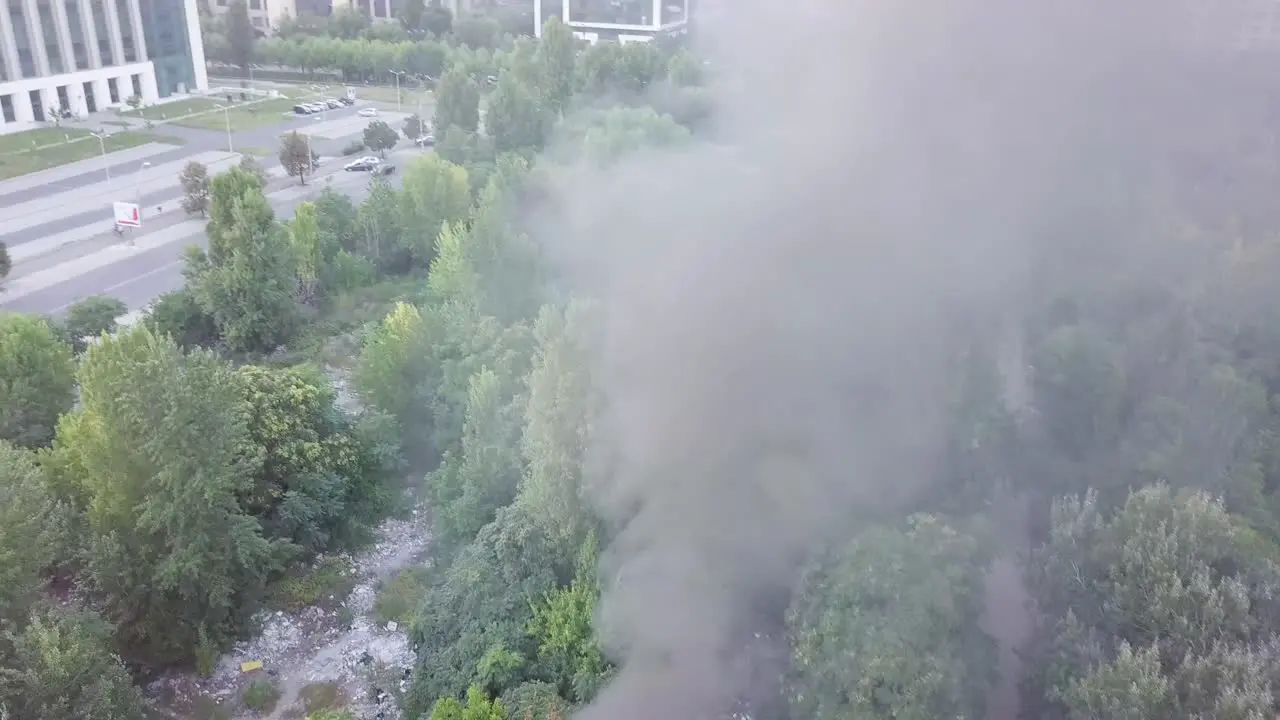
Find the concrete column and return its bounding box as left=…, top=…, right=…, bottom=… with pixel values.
left=140, top=65, right=158, bottom=101
left=184, top=0, right=208, bottom=90
left=651, top=0, right=660, bottom=26
left=100, top=0, right=125, bottom=65
left=49, top=0, right=78, bottom=71
left=561, top=0, right=570, bottom=24
left=22, top=0, right=52, bottom=76
left=125, top=0, right=146, bottom=61
left=0, top=4, right=24, bottom=80
left=92, top=76, right=110, bottom=108
left=79, top=0, right=103, bottom=68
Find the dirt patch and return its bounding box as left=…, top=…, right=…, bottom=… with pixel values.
left=145, top=503, right=432, bottom=719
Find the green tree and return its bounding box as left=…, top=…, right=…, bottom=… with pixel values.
left=398, top=153, right=471, bottom=269
left=179, top=160, right=211, bottom=217
left=225, top=0, right=256, bottom=72
left=404, top=113, right=426, bottom=140
left=534, top=17, right=576, bottom=113
left=0, top=609, right=146, bottom=720
left=288, top=201, right=322, bottom=303
left=362, top=119, right=399, bottom=157
left=406, top=506, right=561, bottom=716
left=313, top=187, right=359, bottom=256
left=355, top=176, right=404, bottom=272
left=145, top=288, right=220, bottom=350
left=354, top=301, right=430, bottom=428
left=786, top=515, right=995, bottom=720
left=278, top=131, right=313, bottom=185
left=515, top=301, right=598, bottom=553
left=527, top=532, right=610, bottom=703
left=0, top=314, right=75, bottom=448
left=48, top=325, right=276, bottom=667
left=187, top=168, right=298, bottom=353
left=63, top=295, right=127, bottom=351
left=1024, top=485, right=1280, bottom=719
left=239, top=154, right=267, bottom=185
left=0, top=441, right=67, bottom=627
left=434, top=67, right=481, bottom=135
left=486, top=71, right=547, bottom=154
left=429, top=685, right=505, bottom=720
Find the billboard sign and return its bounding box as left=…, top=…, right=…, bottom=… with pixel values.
left=113, top=201, right=140, bottom=228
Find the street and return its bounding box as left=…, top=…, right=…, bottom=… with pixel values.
left=0, top=95, right=421, bottom=317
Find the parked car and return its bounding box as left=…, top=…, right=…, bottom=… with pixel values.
left=415, top=134, right=436, bottom=147
left=344, top=156, right=381, bottom=172
left=373, top=163, right=395, bottom=176
left=293, top=104, right=309, bottom=115
left=357, top=107, right=378, bottom=117
left=325, top=98, right=342, bottom=109
left=339, top=96, right=356, bottom=105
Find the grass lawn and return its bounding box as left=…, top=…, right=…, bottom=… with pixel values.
left=0, top=128, right=183, bottom=180
left=120, top=96, right=219, bottom=121
left=352, top=84, right=433, bottom=109
left=173, top=96, right=308, bottom=131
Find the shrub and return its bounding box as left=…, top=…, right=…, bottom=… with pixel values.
left=243, top=678, right=280, bottom=712
left=341, top=139, right=365, bottom=156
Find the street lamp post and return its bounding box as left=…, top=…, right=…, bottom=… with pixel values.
left=93, top=131, right=110, bottom=183
left=214, top=104, right=233, bottom=152
left=389, top=69, right=405, bottom=113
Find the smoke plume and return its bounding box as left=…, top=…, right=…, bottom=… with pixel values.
left=540, top=1, right=1232, bottom=718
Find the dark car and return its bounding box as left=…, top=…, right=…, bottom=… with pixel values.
left=293, top=105, right=309, bottom=115
left=373, top=163, right=395, bottom=176
left=415, top=134, right=435, bottom=147
left=344, top=156, right=380, bottom=171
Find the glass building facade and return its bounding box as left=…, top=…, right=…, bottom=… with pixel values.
left=139, top=0, right=196, bottom=96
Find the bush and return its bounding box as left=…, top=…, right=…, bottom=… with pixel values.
left=63, top=295, right=127, bottom=351
left=146, top=289, right=220, bottom=350
left=267, top=555, right=355, bottom=612
left=341, top=139, right=365, bottom=156
left=373, top=568, right=430, bottom=625
left=243, top=678, right=280, bottom=712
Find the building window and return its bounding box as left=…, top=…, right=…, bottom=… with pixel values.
left=9, top=5, right=37, bottom=77
left=91, top=0, right=113, bottom=65
left=0, top=95, right=14, bottom=123
left=65, top=0, right=89, bottom=69
left=37, top=0, right=65, bottom=73
left=83, top=81, right=97, bottom=112
left=116, top=0, right=136, bottom=62
left=568, top=0, right=653, bottom=26
left=55, top=85, right=69, bottom=112
left=107, top=76, right=119, bottom=102
left=29, top=91, right=44, bottom=121
left=130, top=73, right=141, bottom=97
left=374, top=0, right=387, bottom=17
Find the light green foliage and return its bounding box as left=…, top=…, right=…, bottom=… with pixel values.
left=355, top=177, right=404, bottom=272
left=486, top=70, right=548, bottom=155
left=428, top=222, right=482, bottom=308
left=1027, top=485, right=1280, bottom=718
left=362, top=120, right=399, bottom=157
left=0, top=313, right=75, bottom=447
left=188, top=168, right=298, bottom=353
left=0, top=609, right=146, bottom=720
left=434, top=67, right=481, bottom=135
left=0, top=441, right=67, bottom=626
left=290, top=201, right=322, bottom=302
left=500, top=681, right=571, bottom=720
left=398, top=153, right=472, bottom=270
left=463, top=156, right=544, bottom=322
left=786, top=515, right=995, bottom=720
left=405, top=506, right=560, bottom=716
left=235, top=364, right=395, bottom=553
left=354, top=301, right=429, bottom=428
left=48, top=325, right=275, bottom=667
left=516, top=301, right=599, bottom=554
left=553, top=107, right=690, bottom=166
left=429, top=685, right=505, bottom=720
left=526, top=532, right=610, bottom=703
left=62, top=294, right=127, bottom=351
left=576, top=40, right=668, bottom=97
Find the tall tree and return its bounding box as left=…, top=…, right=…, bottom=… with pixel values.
left=62, top=295, right=127, bottom=352
left=486, top=71, right=547, bottom=154
left=398, top=154, right=471, bottom=270
left=0, top=440, right=67, bottom=627
left=187, top=168, right=298, bottom=353
left=534, top=17, right=576, bottom=114
left=288, top=201, right=322, bottom=303
left=278, top=131, right=313, bottom=186
left=225, top=0, right=256, bottom=72
left=179, top=161, right=211, bottom=217
left=47, top=325, right=276, bottom=667
left=0, top=314, right=75, bottom=448
left=362, top=119, right=399, bottom=157
left=434, top=67, right=481, bottom=135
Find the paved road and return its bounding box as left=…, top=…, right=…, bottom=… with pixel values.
left=0, top=150, right=416, bottom=316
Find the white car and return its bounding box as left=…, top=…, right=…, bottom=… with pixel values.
left=357, top=107, right=378, bottom=117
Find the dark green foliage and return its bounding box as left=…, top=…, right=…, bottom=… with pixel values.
left=0, top=314, right=75, bottom=447
left=62, top=294, right=127, bottom=351
left=146, top=288, right=220, bottom=350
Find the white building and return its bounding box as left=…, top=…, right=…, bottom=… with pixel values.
left=534, top=0, right=689, bottom=43
left=0, top=0, right=208, bottom=129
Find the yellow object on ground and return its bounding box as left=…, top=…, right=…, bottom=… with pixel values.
left=240, top=659, right=263, bottom=672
